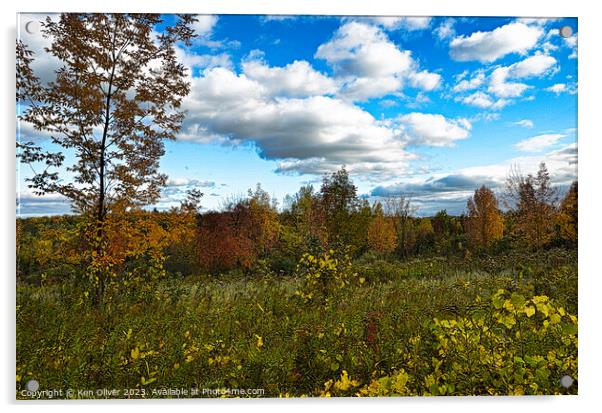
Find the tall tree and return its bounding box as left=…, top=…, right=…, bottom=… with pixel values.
left=319, top=167, right=359, bottom=246
left=504, top=163, right=558, bottom=249
left=432, top=209, right=462, bottom=254
left=465, top=186, right=504, bottom=248
left=384, top=194, right=416, bottom=257
left=367, top=202, right=397, bottom=255
left=557, top=181, right=578, bottom=246
left=285, top=185, right=327, bottom=250
left=17, top=14, right=197, bottom=299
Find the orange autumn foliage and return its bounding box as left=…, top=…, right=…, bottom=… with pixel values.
left=465, top=186, right=504, bottom=248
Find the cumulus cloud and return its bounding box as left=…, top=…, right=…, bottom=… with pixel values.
left=190, top=15, right=239, bottom=49
left=488, top=53, right=557, bottom=98
left=453, top=70, right=485, bottom=92
left=407, top=70, right=442, bottom=91
left=241, top=59, right=338, bottom=97
left=488, top=67, right=531, bottom=98
left=514, top=133, right=565, bottom=152
left=506, top=53, right=558, bottom=77
left=175, top=46, right=232, bottom=71
left=450, top=22, right=543, bottom=63
left=452, top=52, right=557, bottom=110
left=192, top=15, right=219, bottom=37
left=315, top=22, right=441, bottom=100
left=177, top=60, right=471, bottom=178
left=398, top=113, right=471, bottom=147
left=371, top=173, right=499, bottom=197
left=461, top=92, right=509, bottom=110
left=179, top=67, right=418, bottom=179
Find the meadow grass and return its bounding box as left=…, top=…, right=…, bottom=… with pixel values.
left=16, top=254, right=577, bottom=398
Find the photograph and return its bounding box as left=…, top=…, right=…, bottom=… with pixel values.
left=16, top=13, right=578, bottom=399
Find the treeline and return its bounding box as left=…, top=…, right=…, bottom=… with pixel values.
left=17, top=163, right=577, bottom=283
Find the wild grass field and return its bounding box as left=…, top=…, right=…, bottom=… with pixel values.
left=16, top=248, right=577, bottom=398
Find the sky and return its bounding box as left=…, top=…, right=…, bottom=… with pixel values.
left=17, top=14, right=578, bottom=217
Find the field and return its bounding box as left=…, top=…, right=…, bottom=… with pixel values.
left=16, top=249, right=577, bottom=398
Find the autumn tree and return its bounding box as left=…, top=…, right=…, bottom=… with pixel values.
left=247, top=184, right=280, bottom=258
left=197, top=186, right=280, bottom=274
left=465, top=186, right=504, bottom=248
left=367, top=203, right=397, bottom=255
left=504, top=163, right=559, bottom=249
left=557, top=181, right=578, bottom=246
left=196, top=210, right=254, bottom=274
left=17, top=14, right=197, bottom=299
left=384, top=194, right=416, bottom=257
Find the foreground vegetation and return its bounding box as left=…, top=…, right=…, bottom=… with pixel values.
left=17, top=249, right=577, bottom=398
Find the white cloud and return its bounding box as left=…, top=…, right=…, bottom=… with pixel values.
left=371, top=16, right=432, bottom=31
left=461, top=91, right=509, bottom=110
left=190, top=15, right=239, bottom=49
left=546, top=83, right=577, bottom=95
left=435, top=19, right=455, bottom=40
left=407, top=70, right=442, bottom=91
left=17, top=121, right=54, bottom=142
left=513, top=119, right=534, bottom=128
left=315, top=22, right=412, bottom=78
left=340, top=77, right=403, bottom=101
left=453, top=70, right=485, bottom=92
left=242, top=59, right=338, bottom=97
left=179, top=67, right=417, bottom=179
left=547, top=83, right=566, bottom=94
left=488, top=67, right=531, bottom=98
left=487, top=53, right=556, bottom=98
left=175, top=46, right=232, bottom=71
left=192, top=15, right=219, bottom=37
left=315, top=22, right=440, bottom=100
left=564, top=33, right=577, bottom=58
left=514, top=133, right=565, bottom=152
left=450, top=22, right=543, bottom=63
left=507, top=53, right=557, bottom=78
left=398, top=113, right=471, bottom=147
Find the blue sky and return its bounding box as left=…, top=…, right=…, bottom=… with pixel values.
left=17, top=15, right=578, bottom=216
